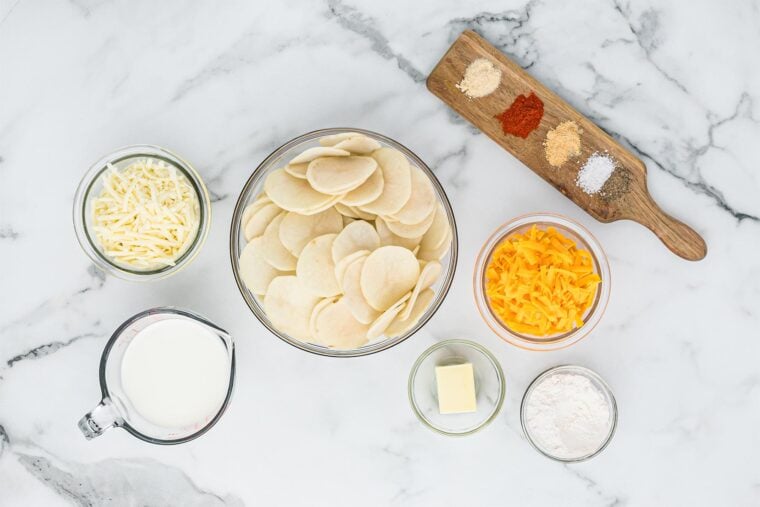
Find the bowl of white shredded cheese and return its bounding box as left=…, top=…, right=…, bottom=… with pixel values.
left=74, top=145, right=211, bottom=281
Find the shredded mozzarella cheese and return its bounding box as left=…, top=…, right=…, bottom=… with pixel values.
left=91, top=158, right=200, bottom=270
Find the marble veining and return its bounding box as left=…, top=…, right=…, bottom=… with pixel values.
left=1, top=0, right=759, bottom=505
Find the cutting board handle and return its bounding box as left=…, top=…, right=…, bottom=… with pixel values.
left=634, top=196, right=707, bottom=261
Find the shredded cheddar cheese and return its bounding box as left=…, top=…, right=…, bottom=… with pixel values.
left=91, top=158, right=200, bottom=270
left=485, top=225, right=601, bottom=336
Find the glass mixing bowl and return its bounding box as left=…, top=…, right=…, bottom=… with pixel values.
left=230, top=128, right=458, bottom=357
left=473, top=213, right=610, bottom=351
left=73, top=145, right=211, bottom=282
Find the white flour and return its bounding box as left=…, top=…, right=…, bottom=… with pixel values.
left=524, top=372, right=612, bottom=459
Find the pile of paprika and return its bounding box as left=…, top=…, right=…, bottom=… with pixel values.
left=495, top=92, right=544, bottom=138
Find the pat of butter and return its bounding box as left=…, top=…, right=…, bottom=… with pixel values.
left=435, top=363, right=477, bottom=414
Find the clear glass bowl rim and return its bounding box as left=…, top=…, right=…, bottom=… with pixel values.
left=229, top=128, right=458, bottom=358
left=519, top=364, right=618, bottom=462
left=407, top=339, right=505, bottom=437
left=72, top=144, right=212, bottom=282
left=473, top=212, right=611, bottom=351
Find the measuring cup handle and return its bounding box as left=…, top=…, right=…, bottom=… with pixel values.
left=78, top=399, right=121, bottom=439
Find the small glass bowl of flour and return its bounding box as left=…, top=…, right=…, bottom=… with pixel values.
left=520, top=365, right=617, bottom=462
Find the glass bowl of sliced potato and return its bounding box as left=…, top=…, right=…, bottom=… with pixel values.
left=230, top=129, right=457, bottom=357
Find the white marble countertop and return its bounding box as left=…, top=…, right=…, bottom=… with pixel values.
left=1, top=0, right=759, bottom=505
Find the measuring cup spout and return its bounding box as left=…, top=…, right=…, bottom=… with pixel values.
left=78, top=399, right=121, bottom=439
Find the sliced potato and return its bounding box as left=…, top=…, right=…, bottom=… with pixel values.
left=238, top=237, right=284, bottom=295
left=261, top=212, right=298, bottom=271
left=400, top=261, right=441, bottom=321
left=244, top=202, right=282, bottom=241
left=331, top=220, right=380, bottom=264
left=306, top=156, right=377, bottom=195
left=279, top=207, right=343, bottom=256
left=333, top=135, right=382, bottom=154
left=384, top=207, right=436, bottom=239
left=309, top=297, right=337, bottom=341
left=264, top=276, right=322, bottom=342
left=375, top=216, right=421, bottom=251
left=342, top=216, right=355, bottom=227
left=289, top=146, right=350, bottom=165
left=418, top=203, right=449, bottom=252
left=341, top=256, right=381, bottom=324
left=366, top=292, right=410, bottom=341
left=313, top=298, right=370, bottom=349
left=418, top=227, right=452, bottom=261
left=388, top=167, right=436, bottom=225
left=386, top=288, right=435, bottom=338
left=340, top=164, right=384, bottom=206
left=335, top=203, right=377, bottom=221
left=299, top=193, right=346, bottom=216
left=241, top=194, right=271, bottom=229
left=360, top=148, right=411, bottom=216
left=334, top=249, right=370, bottom=287
left=296, top=233, right=341, bottom=297
left=265, top=168, right=335, bottom=214
left=360, top=246, right=420, bottom=311
left=319, top=132, right=362, bottom=146
left=284, top=163, right=309, bottom=179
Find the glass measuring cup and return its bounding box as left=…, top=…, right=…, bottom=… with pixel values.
left=78, top=307, right=235, bottom=444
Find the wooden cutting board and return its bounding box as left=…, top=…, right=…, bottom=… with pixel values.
left=427, top=30, right=706, bottom=261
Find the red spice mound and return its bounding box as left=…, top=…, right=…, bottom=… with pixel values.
left=495, top=92, right=544, bottom=138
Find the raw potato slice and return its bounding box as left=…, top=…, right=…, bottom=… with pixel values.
left=366, top=293, right=410, bottom=341
left=384, top=207, right=436, bottom=239
left=296, top=234, right=341, bottom=297
left=306, top=156, right=377, bottom=195
left=309, top=297, right=337, bottom=340
left=360, top=148, right=412, bottom=215
left=313, top=298, right=370, bottom=349
left=400, top=261, right=442, bottom=321
left=289, top=147, right=350, bottom=165
left=264, top=276, right=321, bottom=342
left=341, top=256, right=380, bottom=324
left=333, top=135, right=382, bottom=154
left=299, top=193, right=346, bottom=216
left=375, top=217, right=421, bottom=251
left=388, top=167, right=436, bottom=225
left=319, top=132, right=362, bottom=146
left=238, top=237, right=282, bottom=295
left=279, top=208, right=343, bottom=256
left=418, top=227, right=452, bottom=261
left=285, top=163, right=309, bottom=179
left=262, top=213, right=298, bottom=271
left=245, top=202, right=282, bottom=241
left=419, top=203, right=449, bottom=252
left=265, top=168, right=335, bottom=214
left=335, top=203, right=377, bottom=221
left=360, top=246, right=420, bottom=311
left=340, top=165, right=384, bottom=206
left=386, top=289, right=435, bottom=338
left=334, top=249, right=370, bottom=287
left=242, top=195, right=271, bottom=229
left=331, top=220, right=380, bottom=264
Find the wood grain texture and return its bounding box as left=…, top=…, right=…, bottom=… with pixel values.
left=427, top=30, right=706, bottom=261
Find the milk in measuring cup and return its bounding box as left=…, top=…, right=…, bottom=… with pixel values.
left=121, top=319, right=230, bottom=429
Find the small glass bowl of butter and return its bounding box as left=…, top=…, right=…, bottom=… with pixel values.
left=73, top=145, right=212, bottom=281
left=408, top=339, right=505, bottom=436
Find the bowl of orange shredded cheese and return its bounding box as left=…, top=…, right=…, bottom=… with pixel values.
left=473, top=213, right=610, bottom=351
